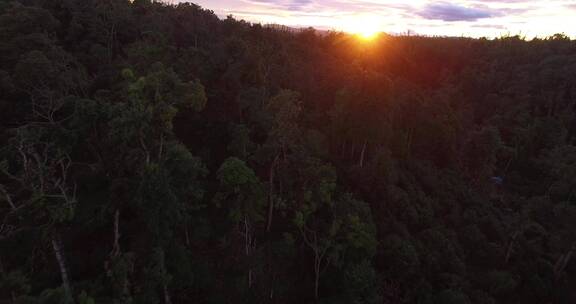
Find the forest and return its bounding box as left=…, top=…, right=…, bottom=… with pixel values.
left=0, top=0, right=575, bottom=303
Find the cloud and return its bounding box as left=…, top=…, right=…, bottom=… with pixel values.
left=244, top=0, right=412, bottom=14
left=245, top=0, right=313, bottom=11
left=186, top=0, right=576, bottom=38
left=416, top=2, right=500, bottom=21
left=472, top=0, right=531, bottom=2
left=470, top=23, right=507, bottom=29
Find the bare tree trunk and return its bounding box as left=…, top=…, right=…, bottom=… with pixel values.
left=184, top=221, right=190, bottom=247
left=266, top=155, right=280, bottom=232
left=163, top=284, right=172, bottom=304
left=245, top=215, right=252, bottom=289
left=359, top=140, right=367, bottom=168
left=405, top=129, right=413, bottom=158
left=554, top=243, right=575, bottom=281
left=504, top=230, right=519, bottom=265
left=0, top=186, right=16, bottom=211
left=314, top=252, right=320, bottom=300
left=269, top=272, right=275, bottom=300
left=111, top=209, right=121, bottom=258
left=52, top=235, right=74, bottom=303
left=158, top=134, right=165, bottom=160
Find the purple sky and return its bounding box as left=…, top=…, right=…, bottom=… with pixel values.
left=176, top=0, right=576, bottom=38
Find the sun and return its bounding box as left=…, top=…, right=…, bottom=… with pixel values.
left=357, top=29, right=379, bottom=40
left=344, top=15, right=383, bottom=41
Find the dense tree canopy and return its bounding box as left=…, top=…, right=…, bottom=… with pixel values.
left=1, top=1, right=576, bottom=303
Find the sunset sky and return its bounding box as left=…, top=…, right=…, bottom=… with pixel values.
left=183, top=0, right=576, bottom=38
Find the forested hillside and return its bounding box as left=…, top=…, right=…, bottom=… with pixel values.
left=1, top=1, right=576, bottom=303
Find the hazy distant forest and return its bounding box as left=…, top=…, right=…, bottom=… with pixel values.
left=1, top=1, right=576, bottom=303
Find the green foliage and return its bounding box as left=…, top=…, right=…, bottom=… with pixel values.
left=187, top=79, right=208, bottom=112
left=78, top=291, right=96, bottom=304
left=380, top=235, right=420, bottom=280
left=227, top=124, right=255, bottom=159
left=0, top=270, right=30, bottom=296
left=482, top=271, right=518, bottom=296
left=344, top=261, right=382, bottom=304
left=215, top=157, right=264, bottom=222
left=217, top=157, right=258, bottom=188
left=435, top=289, right=471, bottom=304
left=264, top=89, right=302, bottom=150
left=14, top=50, right=54, bottom=88
left=0, top=1, right=575, bottom=303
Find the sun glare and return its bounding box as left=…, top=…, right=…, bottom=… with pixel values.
left=344, top=15, right=383, bottom=41
left=357, top=30, right=379, bottom=40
